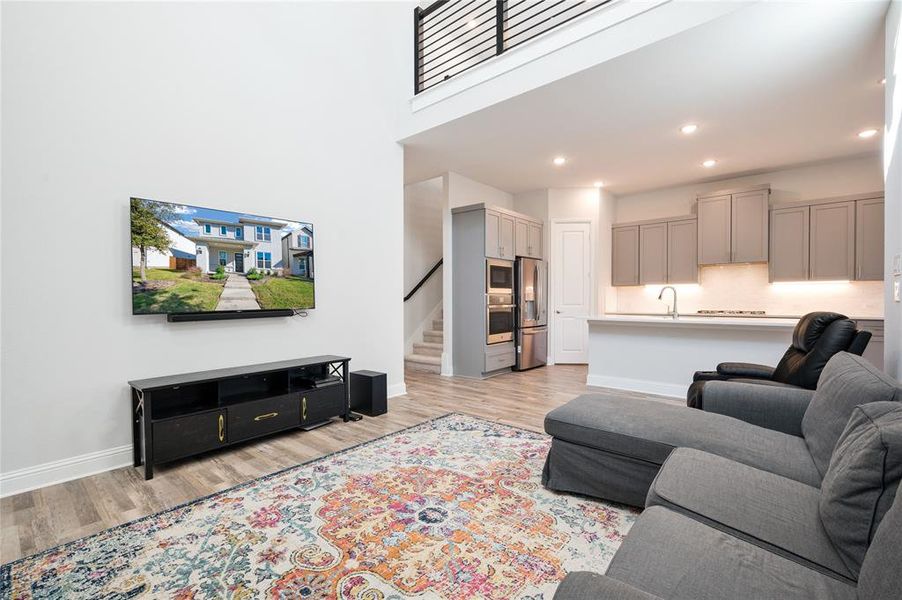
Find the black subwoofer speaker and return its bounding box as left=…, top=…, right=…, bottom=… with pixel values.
left=350, top=370, right=387, bottom=416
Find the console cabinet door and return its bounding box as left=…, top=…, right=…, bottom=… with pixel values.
left=769, top=205, right=810, bottom=282
left=731, top=189, right=769, bottom=262
left=612, top=226, right=639, bottom=286
left=810, top=201, right=855, bottom=280
left=639, top=223, right=668, bottom=284
left=153, top=410, right=226, bottom=463
left=527, top=222, right=543, bottom=259
left=667, top=219, right=698, bottom=283
left=515, top=218, right=529, bottom=257
left=697, top=195, right=732, bottom=265
left=856, top=198, right=884, bottom=281
left=499, top=213, right=515, bottom=259
left=485, top=209, right=502, bottom=258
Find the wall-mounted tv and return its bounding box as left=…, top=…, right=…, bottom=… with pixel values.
left=131, top=198, right=315, bottom=317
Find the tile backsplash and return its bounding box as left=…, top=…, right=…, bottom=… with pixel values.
left=614, top=263, right=884, bottom=318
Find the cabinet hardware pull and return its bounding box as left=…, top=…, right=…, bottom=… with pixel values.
left=254, top=412, right=279, bottom=421
left=218, top=414, right=224, bottom=442
left=302, top=397, right=307, bottom=421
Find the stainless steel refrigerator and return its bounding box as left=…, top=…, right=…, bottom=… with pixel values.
left=514, top=257, right=547, bottom=371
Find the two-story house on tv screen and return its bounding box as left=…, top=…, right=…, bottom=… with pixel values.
left=189, top=217, right=288, bottom=274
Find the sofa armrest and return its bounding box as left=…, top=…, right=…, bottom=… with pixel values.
left=702, top=381, right=814, bottom=436
left=554, top=572, right=662, bottom=600
left=716, top=362, right=776, bottom=380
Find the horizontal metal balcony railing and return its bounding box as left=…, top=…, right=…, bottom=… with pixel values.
left=414, top=0, right=614, bottom=94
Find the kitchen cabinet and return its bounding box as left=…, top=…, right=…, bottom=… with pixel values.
left=667, top=219, right=698, bottom=284
left=612, top=226, right=640, bottom=286
left=697, top=186, right=769, bottom=265
left=769, top=205, right=810, bottom=282
left=697, top=194, right=732, bottom=264
left=499, top=213, right=515, bottom=259
left=731, top=189, right=769, bottom=262
left=856, top=198, right=884, bottom=281
left=639, top=223, right=668, bottom=284
left=527, top=222, right=543, bottom=259
left=485, top=209, right=502, bottom=259
left=515, top=219, right=529, bottom=257
left=810, top=201, right=855, bottom=281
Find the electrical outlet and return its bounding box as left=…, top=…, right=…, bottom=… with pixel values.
left=895, top=276, right=901, bottom=303
left=894, top=254, right=902, bottom=276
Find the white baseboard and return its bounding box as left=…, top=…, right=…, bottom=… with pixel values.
left=586, top=374, right=685, bottom=398
left=388, top=382, right=407, bottom=398
left=0, top=444, right=133, bottom=498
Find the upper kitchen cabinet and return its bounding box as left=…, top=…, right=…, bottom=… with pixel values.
left=485, top=209, right=502, bottom=259
left=697, top=185, right=770, bottom=265
left=856, top=197, right=884, bottom=281
left=667, top=218, right=698, bottom=284
left=612, top=225, right=640, bottom=286
left=499, top=213, right=515, bottom=259
left=769, top=205, right=810, bottom=282
left=639, top=223, right=668, bottom=284
left=731, top=189, right=769, bottom=262
left=527, top=221, right=543, bottom=259
left=810, top=201, right=855, bottom=281
left=697, top=194, right=732, bottom=264
left=515, top=219, right=529, bottom=257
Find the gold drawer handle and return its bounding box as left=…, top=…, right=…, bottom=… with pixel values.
left=254, top=412, right=279, bottom=422
left=302, top=397, right=307, bottom=421
left=218, top=414, right=224, bottom=442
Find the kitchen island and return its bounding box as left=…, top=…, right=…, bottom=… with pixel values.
left=586, top=314, right=798, bottom=398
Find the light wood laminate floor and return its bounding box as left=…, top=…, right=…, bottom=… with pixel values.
left=1, top=365, right=674, bottom=563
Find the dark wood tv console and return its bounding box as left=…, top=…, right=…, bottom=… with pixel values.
left=129, top=356, right=351, bottom=480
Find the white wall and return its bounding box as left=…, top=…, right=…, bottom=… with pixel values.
left=615, top=155, right=884, bottom=222
left=612, top=155, right=886, bottom=321
left=885, top=0, right=902, bottom=378
left=404, top=177, right=443, bottom=352
left=447, top=172, right=513, bottom=209
left=1, top=2, right=409, bottom=493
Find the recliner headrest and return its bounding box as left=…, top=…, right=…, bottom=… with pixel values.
left=793, top=312, right=849, bottom=353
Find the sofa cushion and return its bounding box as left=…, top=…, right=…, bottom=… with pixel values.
left=605, top=507, right=857, bottom=600
left=553, top=572, right=662, bottom=600
left=802, top=353, right=901, bottom=477
left=647, top=448, right=852, bottom=581
left=858, top=488, right=902, bottom=600
left=818, top=402, right=902, bottom=577
left=545, top=394, right=821, bottom=486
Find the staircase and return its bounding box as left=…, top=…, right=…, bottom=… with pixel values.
left=405, top=311, right=443, bottom=374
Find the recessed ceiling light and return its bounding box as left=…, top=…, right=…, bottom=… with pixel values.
left=593, top=181, right=604, bottom=188
left=879, top=78, right=886, bottom=85
left=680, top=124, right=698, bottom=134
left=553, top=156, right=567, bottom=166
left=701, top=159, right=717, bottom=168
left=858, top=129, right=878, bottom=139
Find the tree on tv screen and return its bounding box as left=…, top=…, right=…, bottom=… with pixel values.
left=131, top=199, right=173, bottom=282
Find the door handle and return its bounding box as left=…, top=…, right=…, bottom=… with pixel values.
left=555, top=310, right=561, bottom=314
left=254, top=412, right=279, bottom=421
left=218, top=414, right=224, bottom=442
left=301, top=397, right=307, bottom=421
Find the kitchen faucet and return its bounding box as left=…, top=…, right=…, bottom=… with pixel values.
left=658, top=286, right=678, bottom=319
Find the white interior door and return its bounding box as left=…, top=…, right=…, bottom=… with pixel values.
left=552, top=221, right=592, bottom=364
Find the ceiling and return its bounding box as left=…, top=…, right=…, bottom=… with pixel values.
left=402, top=0, right=888, bottom=196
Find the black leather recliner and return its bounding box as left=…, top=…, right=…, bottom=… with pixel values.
left=687, top=312, right=871, bottom=408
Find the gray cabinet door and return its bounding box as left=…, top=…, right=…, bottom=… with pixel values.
left=697, top=195, right=732, bottom=264
left=731, top=189, right=769, bottom=262
left=769, top=205, right=810, bottom=282
left=528, top=222, right=543, bottom=259
left=667, top=219, right=698, bottom=283
left=612, top=226, right=639, bottom=286
left=810, top=201, right=855, bottom=281
left=639, top=223, right=668, bottom=285
left=515, top=218, right=529, bottom=257
left=856, top=198, right=884, bottom=281
left=499, top=213, right=515, bottom=259
left=485, top=209, right=501, bottom=258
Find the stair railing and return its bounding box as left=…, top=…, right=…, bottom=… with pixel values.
left=404, top=258, right=443, bottom=302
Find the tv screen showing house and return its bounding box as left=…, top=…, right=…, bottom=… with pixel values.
left=131, top=198, right=315, bottom=314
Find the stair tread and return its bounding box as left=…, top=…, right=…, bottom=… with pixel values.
left=413, top=341, right=443, bottom=349
left=405, top=354, right=442, bottom=365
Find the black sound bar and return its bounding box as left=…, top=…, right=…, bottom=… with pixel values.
left=167, top=309, right=294, bottom=322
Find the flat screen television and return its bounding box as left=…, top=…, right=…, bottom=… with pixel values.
left=131, top=198, right=315, bottom=316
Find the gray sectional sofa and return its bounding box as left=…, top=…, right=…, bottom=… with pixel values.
left=544, top=353, right=902, bottom=599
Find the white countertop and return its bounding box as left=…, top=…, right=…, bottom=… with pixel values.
left=587, top=314, right=799, bottom=330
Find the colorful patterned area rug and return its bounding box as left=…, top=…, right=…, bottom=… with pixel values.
left=1, top=414, right=638, bottom=599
